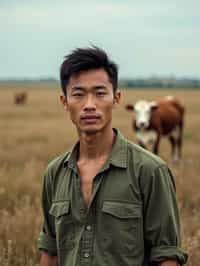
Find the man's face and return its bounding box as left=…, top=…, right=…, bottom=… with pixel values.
left=60, top=69, right=120, bottom=135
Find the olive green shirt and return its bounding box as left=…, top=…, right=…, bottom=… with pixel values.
left=38, top=129, right=187, bottom=266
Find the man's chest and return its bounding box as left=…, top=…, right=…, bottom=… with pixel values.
left=50, top=167, right=144, bottom=265
left=53, top=166, right=142, bottom=213
left=77, top=160, right=108, bottom=208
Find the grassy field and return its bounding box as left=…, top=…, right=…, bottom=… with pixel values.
left=0, top=85, right=200, bottom=265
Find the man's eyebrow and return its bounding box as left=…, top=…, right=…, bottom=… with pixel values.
left=94, top=85, right=107, bottom=90
left=71, top=86, right=85, bottom=91
left=71, top=85, right=107, bottom=91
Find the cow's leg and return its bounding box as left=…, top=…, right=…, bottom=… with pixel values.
left=169, top=125, right=182, bottom=162
left=169, top=135, right=177, bottom=161
left=177, top=124, right=183, bottom=159
left=138, top=141, right=147, bottom=150
left=153, top=135, right=160, bottom=155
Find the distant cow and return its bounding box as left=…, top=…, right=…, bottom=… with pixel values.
left=125, top=96, right=185, bottom=161
left=14, top=92, right=27, bottom=105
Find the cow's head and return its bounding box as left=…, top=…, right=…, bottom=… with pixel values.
left=125, top=100, right=158, bottom=129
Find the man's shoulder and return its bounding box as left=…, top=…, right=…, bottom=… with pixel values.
left=44, top=150, right=71, bottom=176
left=125, top=138, right=167, bottom=171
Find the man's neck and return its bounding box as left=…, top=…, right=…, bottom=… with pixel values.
left=78, top=128, right=115, bottom=161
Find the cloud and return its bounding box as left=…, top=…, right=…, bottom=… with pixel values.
left=1, top=1, right=200, bottom=32
left=1, top=1, right=199, bottom=37
left=0, top=0, right=200, bottom=78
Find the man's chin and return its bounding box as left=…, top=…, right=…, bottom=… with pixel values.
left=83, top=128, right=99, bottom=135
left=80, top=126, right=100, bottom=135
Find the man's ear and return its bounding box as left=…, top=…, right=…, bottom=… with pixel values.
left=113, top=90, right=121, bottom=107
left=60, top=94, right=68, bottom=111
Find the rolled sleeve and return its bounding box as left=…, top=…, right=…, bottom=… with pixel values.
left=150, top=245, right=188, bottom=265
left=37, top=230, right=57, bottom=256
left=37, top=168, right=57, bottom=256
left=140, top=164, right=188, bottom=265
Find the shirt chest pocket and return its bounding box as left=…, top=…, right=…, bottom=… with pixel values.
left=49, top=201, right=75, bottom=250
left=101, top=201, right=142, bottom=254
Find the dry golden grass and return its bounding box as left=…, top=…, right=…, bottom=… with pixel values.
left=0, top=84, right=200, bottom=265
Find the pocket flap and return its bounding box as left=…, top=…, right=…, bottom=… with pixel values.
left=102, top=201, right=141, bottom=219
left=49, top=201, right=70, bottom=218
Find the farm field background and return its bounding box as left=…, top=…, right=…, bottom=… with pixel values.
left=0, top=84, right=200, bottom=265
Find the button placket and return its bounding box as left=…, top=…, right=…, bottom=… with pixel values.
left=80, top=216, right=94, bottom=263
left=79, top=175, right=102, bottom=264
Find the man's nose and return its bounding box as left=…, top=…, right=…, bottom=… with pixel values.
left=83, top=95, right=96, bottom=111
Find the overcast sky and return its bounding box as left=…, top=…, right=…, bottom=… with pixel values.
left=0, top=0, right=200, bottom=79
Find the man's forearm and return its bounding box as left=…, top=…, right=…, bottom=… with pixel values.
left=39, top=251, right=58, bottom=266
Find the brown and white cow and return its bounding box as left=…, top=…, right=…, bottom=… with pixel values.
left=125, top=96, right=185, bottom=161
left=14, top=92, right=27, bottom=105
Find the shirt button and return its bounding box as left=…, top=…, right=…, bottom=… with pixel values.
left=86, top=225, right=92, bottom=231
left=84, top=252, right=90, bottom=258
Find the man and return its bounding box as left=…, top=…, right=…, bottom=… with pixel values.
left=37, top=47, right=187, bottom=266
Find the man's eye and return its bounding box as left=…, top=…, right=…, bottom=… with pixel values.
left=72, top=93, right=84, bottom=97
left=96, top=91, right=106, bottom=96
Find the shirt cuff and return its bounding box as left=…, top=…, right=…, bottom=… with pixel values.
left=150, top=245, right=188, bottom=265
left=37, top=231, right=57, bottom=256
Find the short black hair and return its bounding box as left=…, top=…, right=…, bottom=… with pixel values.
left=60, top=46, right=118, bottom=95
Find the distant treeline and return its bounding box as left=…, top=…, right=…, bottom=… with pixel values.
left=0, top=78, right=60, bottom=89
left=119, top=77, right=200, bottom=89
left=0, top=77, right=200, bottom=89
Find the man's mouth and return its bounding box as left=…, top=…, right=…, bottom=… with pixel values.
left=81, top=115, right=100, bottom=124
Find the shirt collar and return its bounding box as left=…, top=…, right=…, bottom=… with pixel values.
left=108, top=128, right=128, bottom=168
left=63, top=128, right=128, bottom=170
